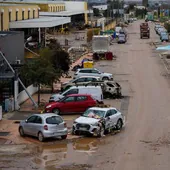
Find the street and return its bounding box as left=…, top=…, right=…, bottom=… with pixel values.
left=1, top=20, right=170, bottom=170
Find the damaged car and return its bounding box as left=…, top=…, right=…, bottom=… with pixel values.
left=72, top=107, right=125, bottom=137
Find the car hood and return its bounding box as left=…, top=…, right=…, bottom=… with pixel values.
left=50, top=94, right=64, bottom=101
left=75, top=116, right=100, bottom=124
left=103, top=73, right=112, bottom=77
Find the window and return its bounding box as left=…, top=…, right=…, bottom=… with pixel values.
left=79, top=70, right=90, bottom=73
left=1, top=12, right=3, bottom=31
left=28, top=10, right=30, bottom=19
left=33, top=10, right=35, bottom=18
left=110, top=109, right=117, bottom=114
left=91, top=69, right=99, bottom=74
left=35, top=116, right=42, bottom=124
left=27, top=116, right=37, bottom=123
left=46, top=116, right=63, bottom=124
left=64, top=96, right=75, bottom=102
left=75, top=78, right=85, bottom=83
left=92, top=78, right=97, bottom=81
left=64, top=89, right=78, bottom=96
left=22, top=11, right=24, bottom=20
left=76, top=96, right=87, bottom=101
left=86, top=78, right=94, bottom=81
left=16, top=11, right=18, bottom=21
left=9, top=12, right=11, bottom=22
left=105, top=110, right=113, bottom=117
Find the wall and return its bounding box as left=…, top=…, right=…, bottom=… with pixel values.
left=64, top=1, right=86, bottom=11
left=17, top=84, right=38, bottom=105
left=0, top=4, right=39, bottom=31
left=0, top=31, right=24, bottom=63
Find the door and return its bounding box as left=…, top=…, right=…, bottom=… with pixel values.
left=33, top=116, right=43, bottom=136
left=110, top=109, right=119, bottom=126
left=63, top=88, right=78, bottom=97
left=24, top=115, right=38, bottom=135
left=60, top=96, right=76, bottom=113
left=74, top=96, right=88, bottom=112
left=104, top=110, right=113, bottom=129
left=91, top=69, right=101, bottom=77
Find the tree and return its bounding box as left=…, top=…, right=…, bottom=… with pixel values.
left=47, top=39, right=71, bottom=75
left=20, top=48, right=60, bottom=105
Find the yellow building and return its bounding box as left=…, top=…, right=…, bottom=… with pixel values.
left=0, top=4, right=39, bottom=31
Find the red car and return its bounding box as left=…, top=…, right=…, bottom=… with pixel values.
left=45, top=94, right=97, bottom=114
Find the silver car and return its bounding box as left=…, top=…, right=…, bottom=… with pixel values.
left=19, top=113, right=68, bottom=142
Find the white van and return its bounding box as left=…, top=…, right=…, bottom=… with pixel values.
left=49, top=86, right=103, bottom=103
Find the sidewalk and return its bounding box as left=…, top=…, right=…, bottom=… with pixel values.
left=19, top=53, right=93, bottom=112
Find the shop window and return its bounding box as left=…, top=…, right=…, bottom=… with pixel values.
left=9, top=11, right=11, bottom=22
left=16, top=11, right=18, bottom=21
left=1, top=12, right=3, bottom=31
left=28, top=10, right=30, bottom=19
left=22, top=11, right=24, bottom=20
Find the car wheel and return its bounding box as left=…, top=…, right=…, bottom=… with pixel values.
left=61, top=135, right=67, bottom=139
left=52, top=108, right=60, bottom=114
left=97, top=126, right=105, bottom=137
left=38, top=132, right=45, bottom=142
left=116, top=119, right=123, bottom=130
left=19, top=127, right=25, bottom=137
left=102, top=77, right=109, bottom=81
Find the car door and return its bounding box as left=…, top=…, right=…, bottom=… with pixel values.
left=74, top=77, right=86, bottom=84
left=74, top=96, right=88, bottom=112
left=104, top=110, right=113, bottom=129
left=110, top=109, right=119, bottom=126
left=91, top=69, right=100, bottom=77
left=63, top=88, right=79, bottom=97
left=24, top=115, right=38, bottom=136
left=61, top=96, right=76, bottom=113
left=33, top=116, right=43, bottom=137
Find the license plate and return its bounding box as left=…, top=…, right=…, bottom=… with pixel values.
left=79, top=127, right=87, bottom=131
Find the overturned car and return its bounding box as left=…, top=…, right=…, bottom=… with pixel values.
left=72, top=107, right=125, bottom=137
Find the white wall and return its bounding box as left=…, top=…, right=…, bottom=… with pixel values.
left=64, top=1, right=85, bottom=11
left=17, top=84, right=38, bottom=105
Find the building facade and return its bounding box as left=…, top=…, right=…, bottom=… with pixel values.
left=0, top=4, right=39, bottom=31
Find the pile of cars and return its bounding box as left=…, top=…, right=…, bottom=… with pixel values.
left=155, top=23, right=169, bottom=42
left=18, top=67, right=125, bottom=141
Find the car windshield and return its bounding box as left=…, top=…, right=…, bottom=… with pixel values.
left=82, top=109, right=106, bottom=119
left=46, top=116, right=63, bottom=124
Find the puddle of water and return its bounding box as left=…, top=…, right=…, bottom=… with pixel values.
left=32, top=137, right=106, bottom=169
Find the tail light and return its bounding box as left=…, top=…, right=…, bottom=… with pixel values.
left=44, top=125, right=48, bottom=130
left=64, top=122, right=67, bottom=128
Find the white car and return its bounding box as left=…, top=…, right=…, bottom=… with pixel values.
left=72, top=107, right=125, bottom=137
left=74, top=68, right=113, bottom=81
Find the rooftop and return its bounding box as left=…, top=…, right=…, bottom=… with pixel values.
left=9, top=16, right=71, bottom=28
left=0, top=0, right=65, bottom=4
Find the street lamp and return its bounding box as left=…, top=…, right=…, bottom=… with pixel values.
left=24, top=36, right=39, bottom=57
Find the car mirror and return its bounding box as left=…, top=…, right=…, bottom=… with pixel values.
left=25, top=120, right=28, bottom=123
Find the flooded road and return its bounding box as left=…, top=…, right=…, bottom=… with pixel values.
left=1, top=20, right=170, bottom=170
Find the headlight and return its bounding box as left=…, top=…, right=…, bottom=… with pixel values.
left=92, top=122, right=99, bottom=126
left=46, top=105, right=51, bottom=109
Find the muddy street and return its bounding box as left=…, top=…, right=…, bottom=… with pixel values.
left=1, top=20, right=170, bottom=170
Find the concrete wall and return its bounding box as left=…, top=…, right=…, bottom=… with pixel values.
left=0, top=31, right=24, bottom=63
left=17, top=84, right=38, bottom=105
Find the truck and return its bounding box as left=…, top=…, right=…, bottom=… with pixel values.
left=140, top=23, right=150, bottom=39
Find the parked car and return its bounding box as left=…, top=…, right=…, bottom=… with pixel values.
left=155, top=26, right=164, bottom=34
left=19, top=113, right=68, bottom=142
left=45, top=94, right=97, bottom=114
left=72, top=107, right=125, bottom=137
left=154, top=24, right=161, bottom=31
left=71, top=80, right=122, bottom=99
left=157, top=27, right=167, bottom=35
left=160, top=32, right=169, bottom=42
left=61, top=76, right=101, bottom=91
left=49, top=86, right=103, bottom=103
left=74, top=68, right=113, bottom=81
left=118, top=33, right=126, bottom=44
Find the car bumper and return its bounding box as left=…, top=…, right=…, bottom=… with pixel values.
left=73, top=124, right=100, bottom=136
left=43, top=128, right=68, bottom=138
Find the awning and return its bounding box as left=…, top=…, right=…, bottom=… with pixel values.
left=9, top=17, right=71, bottom=29
left=40, top=10, right=89, bottom=17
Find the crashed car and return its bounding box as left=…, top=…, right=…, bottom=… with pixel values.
left=72, top=107, right=125, bottom=137
left=83, top=81, right=122, bottom=98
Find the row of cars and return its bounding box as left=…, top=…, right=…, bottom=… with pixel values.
left=155, top=23, right=169, bottom=42
left=18, top=68, right=125, bottom=141
left=19, top=106, right=125, bottom=142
